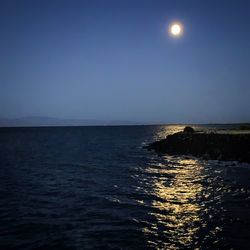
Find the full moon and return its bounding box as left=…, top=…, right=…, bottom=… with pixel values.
left=169, top=22, right=183, bottom=37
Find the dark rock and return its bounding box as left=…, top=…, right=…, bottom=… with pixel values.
left=183, top=126, right=195, bottom=133
left=147, top=132, right=250, bottom=163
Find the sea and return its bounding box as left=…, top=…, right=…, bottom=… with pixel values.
left=0, top=125, right=250, bottom=250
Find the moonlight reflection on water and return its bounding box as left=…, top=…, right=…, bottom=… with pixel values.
left=143, top=158, right=207, bottom=249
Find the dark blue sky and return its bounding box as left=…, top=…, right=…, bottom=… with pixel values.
left=1, top=0, right=250, bottom=123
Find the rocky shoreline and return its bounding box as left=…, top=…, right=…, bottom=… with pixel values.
left=147, top=127, right=250, bottom=163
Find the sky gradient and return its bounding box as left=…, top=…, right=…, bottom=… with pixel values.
left=1, top=0, right=250, bottom=124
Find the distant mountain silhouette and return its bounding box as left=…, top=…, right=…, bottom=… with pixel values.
left=0, top=116, right=141, bottom=127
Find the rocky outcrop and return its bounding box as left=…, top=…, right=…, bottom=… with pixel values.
left=183, top=126, right=195, bottom=133
left=147, top=128, right=250, bottom=163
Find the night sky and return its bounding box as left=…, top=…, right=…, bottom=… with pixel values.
left=1, top=0, right=250, bottom=124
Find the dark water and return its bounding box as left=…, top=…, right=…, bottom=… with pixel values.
left=0, top=125, right=250, bottom=250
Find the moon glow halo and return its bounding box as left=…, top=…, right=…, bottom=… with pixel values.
left=169, top=22, right=183, bottom=37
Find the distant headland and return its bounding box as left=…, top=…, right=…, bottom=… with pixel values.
left=0, top=116, right=141, bottom=127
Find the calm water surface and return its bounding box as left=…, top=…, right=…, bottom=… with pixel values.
left=0, top=125, right=250, bottom=249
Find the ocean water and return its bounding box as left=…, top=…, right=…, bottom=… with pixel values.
left=0, top=125, right=250, bottom=250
